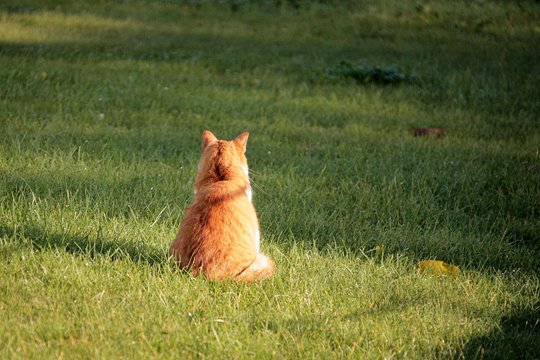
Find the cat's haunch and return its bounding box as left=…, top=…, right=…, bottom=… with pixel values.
left=170, top=130, right=275, bottom=281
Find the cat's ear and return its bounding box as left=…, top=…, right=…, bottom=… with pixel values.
left=202, top=130, right=218, bottom=150
left=234, top=132, right=249, bottom=153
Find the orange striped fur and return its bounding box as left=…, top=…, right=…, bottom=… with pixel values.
left=170, top=131, right=275, bottom=281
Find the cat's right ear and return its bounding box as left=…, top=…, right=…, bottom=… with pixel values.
left=202, top=130, right=218, bottom=150
left=234, top=132, right=249, bottom=154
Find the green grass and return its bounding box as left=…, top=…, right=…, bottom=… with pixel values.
left=1, top=0, right=540, bottom=358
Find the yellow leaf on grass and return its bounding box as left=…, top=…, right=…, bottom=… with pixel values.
left=418, top=260, right=460, bottom=276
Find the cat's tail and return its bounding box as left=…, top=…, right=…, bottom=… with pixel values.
left=236, top=253, right=276, bottom=282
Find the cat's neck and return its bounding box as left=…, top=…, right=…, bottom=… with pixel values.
left=195, top=179, right=252, bottom=203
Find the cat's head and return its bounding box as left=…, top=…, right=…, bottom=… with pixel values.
left=195, top=130, right=250, bottom=189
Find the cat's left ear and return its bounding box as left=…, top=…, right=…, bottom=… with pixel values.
left=234, top=132, right=249, bottom=153
left=202, top=130, right=218, bottom=150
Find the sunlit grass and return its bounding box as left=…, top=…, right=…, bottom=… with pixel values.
left=1, top=0, right=539, bottom=358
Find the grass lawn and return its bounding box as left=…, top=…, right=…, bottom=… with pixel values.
left=1, top=0, right=539, bottom=358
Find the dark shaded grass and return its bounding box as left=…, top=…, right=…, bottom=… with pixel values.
left=0, top=224, right=167, bottom=266
left=460, top=305, right=540, bottom=359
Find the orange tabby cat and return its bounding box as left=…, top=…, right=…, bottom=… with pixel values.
left=170, top=130, right=275, bottom=281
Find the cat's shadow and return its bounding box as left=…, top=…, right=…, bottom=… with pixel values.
left=0, top=224, right=168, bottom=267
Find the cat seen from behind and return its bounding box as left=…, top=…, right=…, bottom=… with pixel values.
left=170, top=130, right=275, bottom=281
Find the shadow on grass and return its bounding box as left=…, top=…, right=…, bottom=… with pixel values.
left=0, top=223, right=169, bottom=267
left=458, top=305, right=540, bottom=359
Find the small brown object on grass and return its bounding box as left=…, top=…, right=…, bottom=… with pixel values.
left=412, top=127, right=445, bottom=137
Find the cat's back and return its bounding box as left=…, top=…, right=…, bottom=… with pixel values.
left=176, top=180, right=258, bottom=276
left=195, top=180, right=257, bottom=245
